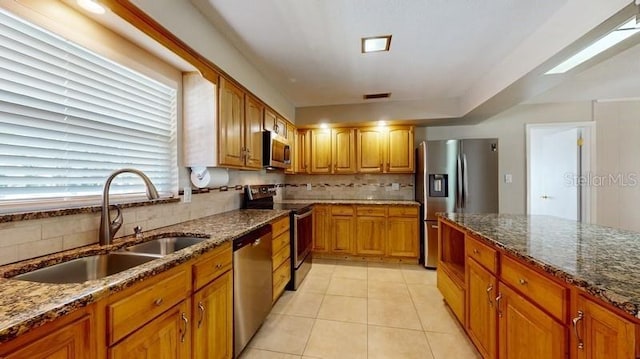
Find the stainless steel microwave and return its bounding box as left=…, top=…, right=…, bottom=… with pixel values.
left=262, top=131, right=291, bottom=168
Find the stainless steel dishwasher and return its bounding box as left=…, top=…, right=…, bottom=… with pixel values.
left=233, top=225, right=272, bottom=357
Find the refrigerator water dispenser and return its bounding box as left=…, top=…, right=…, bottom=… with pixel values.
left=429, top=174, right=448, bottom=197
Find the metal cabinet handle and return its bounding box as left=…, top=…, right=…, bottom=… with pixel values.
left=519, top=278, right=528, bottom=285
left=473, top=249, right=480, bottom=255
left=154, top=298, right=164, bottom=306
left=572, top=310, right=584, bottom=350
left=496, top=293, right=503, bottom=317
left=431, top=225, right=439, bottom=229
left=197, top=302, right=205, bottom=329
left=486, top=284, right=494, bottom=307
left=180, top=313, right=188, bottom=343
left=215, top=263, right=223, bottom=269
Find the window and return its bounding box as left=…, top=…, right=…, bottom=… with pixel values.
left=0, top=8, right=178, bottom=210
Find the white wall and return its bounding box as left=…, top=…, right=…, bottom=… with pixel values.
left=422, top=102, right=593, bottom=214
left=132, top=0, right=295, bottom=121
left=593, top=100, right=640, bottom=231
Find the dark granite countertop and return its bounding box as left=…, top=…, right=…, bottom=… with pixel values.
left=279, top=199, right=420, bottom=206
left=0, top=209, right=289, bottom=343
left=439, top=213, right=640, bottom=318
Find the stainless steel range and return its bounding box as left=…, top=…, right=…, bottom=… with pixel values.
left=244, top=185, right=313, bottom=290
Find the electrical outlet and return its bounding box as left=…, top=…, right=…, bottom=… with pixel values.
left=183, top=186, right=192, bottom=203
left=391, top=183, right=400, bottom=191
left=504, top=174, right=513, bottom=184
left=306, top=183, right=312, bottom=191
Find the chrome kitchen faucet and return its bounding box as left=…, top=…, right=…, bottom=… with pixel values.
left=99, top=168, right=159, bottom=246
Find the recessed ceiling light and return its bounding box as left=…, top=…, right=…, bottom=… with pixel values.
left=545, top=16, right=640, bottom=74
left=77, top=0, right=106, bottom=14
left=361, top=35, right=392, bottom=53
left=363, top=92, right=391, bottom=100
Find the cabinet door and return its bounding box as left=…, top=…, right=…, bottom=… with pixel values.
left=313, top=205, right=331, bottom=252
left=193, top=271, right=233, bottom=359
left=284, top=123, right=296, bottom=174
left=310, top=129, right=332, bottom=174
left=386, top=217, right=419, bottom=258
left=575, top=295, right=636, bottom=359
left=466, top=259, right=497, bottom=359
left=331, top=128, right=356, bottom=174
left=218, top=78, right=245, bottom=167
left=498, top=283, right=565, bottom=359
left=264, top=108, right=277, bottom=133
left=296, top=130, right=310, bottom=173
left=357, top=128, right=385, bottom=173
left=331, top=215, right=354, bottom=254
left=276, top=117, right=288, bottom=139
left=2, top=315, right=92, bottom=359
left=355, top=216, right=386, bottom=255
left=386, top=126, right=414, bottom=173
left=110, top=300, right=191, bottom=359
left=244, top=95, right=264, bottom=169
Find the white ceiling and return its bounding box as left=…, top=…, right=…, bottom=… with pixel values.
left=189, top=0, right=637, bottom=124
left=191, top=0, right=563, bottom=108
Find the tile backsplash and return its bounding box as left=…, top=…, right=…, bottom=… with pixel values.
left=283, top=174, right=415, bottom=201
left=0, top=169, right=284, bottom=266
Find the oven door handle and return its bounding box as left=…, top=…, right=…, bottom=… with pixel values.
left=294, top=210, right=313, bottom=220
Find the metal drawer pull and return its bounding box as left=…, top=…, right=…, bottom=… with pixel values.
left=519, top=278, right=528, bottom=285
left=572, top=310, right=584, bottom=350
left=496, top=294, right=503, bottom=317
left=180, top=313, right=188, bottom=343
left=486, top=284, right=493, bottom=307
left=197, top=302, right=205, bottom=328
left=473, top=249, right=480, bottom=255
left=153, top=298, right=164, bottom=306
left=215, top=263, right=223, bottom=269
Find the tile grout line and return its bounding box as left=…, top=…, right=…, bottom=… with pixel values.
left=403, top=265, right=439, bottom=359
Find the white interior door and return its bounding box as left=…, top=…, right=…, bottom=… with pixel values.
left=529, top=127, right=580, bottom=220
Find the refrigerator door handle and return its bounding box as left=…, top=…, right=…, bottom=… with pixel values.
left=462, top=153, right=468, bottom=209
left=456, top=154, right=463, bottom=209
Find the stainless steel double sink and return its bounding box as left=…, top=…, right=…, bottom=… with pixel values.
left=12, top=236, right=206, bottom=284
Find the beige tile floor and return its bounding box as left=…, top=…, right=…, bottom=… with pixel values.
left=239, top=259, right=481, bottom=359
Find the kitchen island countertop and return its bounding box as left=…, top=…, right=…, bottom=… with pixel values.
left=440, top=212, right=640, bottom=318
left=278, top=199, right=419, bottom=206
left=0, top=209, right=289, bottom=343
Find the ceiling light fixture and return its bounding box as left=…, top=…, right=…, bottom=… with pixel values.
left=545, top=16, right=640, bottom=74
left=77, top=0, right=106, bottom=14
left=361, top=35, right=392, bottom=53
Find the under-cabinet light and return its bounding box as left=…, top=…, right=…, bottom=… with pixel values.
left=545, top=17, right=640, bottom=74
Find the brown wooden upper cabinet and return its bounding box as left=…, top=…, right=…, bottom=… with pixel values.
left=356, top=126, right=414, bottom=173
left=296, top=129, right=310, bottom=173
left=218, top=77, right=246, bottom=167
left=264, top=108, right=287, bottom=139
left=244, top=95, right=265, bottom=169
left=284, top=123, right=296, bottom=174
left=309, top=128, right=356, bottom=174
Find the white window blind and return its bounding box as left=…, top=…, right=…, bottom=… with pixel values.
left=0, top=9, right=178, bottom=206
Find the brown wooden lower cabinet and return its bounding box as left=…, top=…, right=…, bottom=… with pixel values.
left=498, top=282, right=566, bottom=359
left=0, top=309, right=93, bottom=359
left=192, top=271, right=233, bottom=359
left=313, top=204, right=419, bottom=260
left=466, top=258, right=497, bottom=359
left=439, top=217, right=640, bottom=359
left=574, top=295, right=637, bottom=359
left=109, top=300, right=191, bottom=359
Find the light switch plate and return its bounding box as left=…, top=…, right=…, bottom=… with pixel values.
left=391, top=183, right=400, bottom=190
left=504, top=174, right=513, bottom=184
left=306, top=183, right=312, bottom=191
left=183, top=186, right=192, bottom=203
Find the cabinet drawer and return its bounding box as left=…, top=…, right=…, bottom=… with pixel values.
left=193, top=243, right=232, bottom=290
left=273, top=230, right=290, bottom=255
left=388, top=206, right=418, bottom=217
left=437, top=267, right=465, bottom=323
left=501, top=255, right=567, bottom=321
left=331, top=205, right=354, bottom=215
left=107, top=266, right=190, bottom=345
left=272, top=216, right=290, bottom=237
left=356, top=206, right=386, bottom=217
left=273, top=259, right=291, bottom=302
left=466, top=235, right=498, bottom=274
left=272, top=244, right=290, bottom=271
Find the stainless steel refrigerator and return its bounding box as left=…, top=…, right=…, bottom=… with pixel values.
left=416, top=139, right=499, bottom=268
